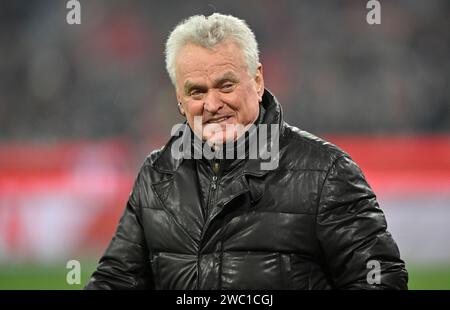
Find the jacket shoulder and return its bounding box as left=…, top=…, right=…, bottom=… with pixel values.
left=146, top=146, right=165, bottom=167
left=280, top=124, right=351, bottom=171
left=134, top=145, right=167, bottom=180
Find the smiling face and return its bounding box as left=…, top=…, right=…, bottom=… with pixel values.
left=175, top=40, right=264, bottom=144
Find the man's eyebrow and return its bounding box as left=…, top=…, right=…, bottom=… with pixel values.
left=213, top=71, right=239, bottom=85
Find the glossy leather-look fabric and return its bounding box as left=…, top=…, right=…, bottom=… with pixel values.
left=86, top=90, right=408, bottom=290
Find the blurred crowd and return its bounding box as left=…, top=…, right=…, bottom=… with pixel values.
left=1, top=0, right=449, bottom=148
left=1, top=2, right=450, bottom=285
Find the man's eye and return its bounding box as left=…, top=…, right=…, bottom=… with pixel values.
left=221, top=83, right=235, bottom=92
left=190, top=90, right=204, bottom=99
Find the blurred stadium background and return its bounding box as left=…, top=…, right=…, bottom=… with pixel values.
left=0, top=0, right=449, bottom=289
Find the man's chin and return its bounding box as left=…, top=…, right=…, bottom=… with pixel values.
left=204, top=134, right=237, bottom=146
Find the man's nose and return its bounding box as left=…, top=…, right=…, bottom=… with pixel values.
left=204, top=91, right=224, bottom=113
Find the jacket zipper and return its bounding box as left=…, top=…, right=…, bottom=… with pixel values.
left=205, top=160, right=220, bottom=219
left=197, top=160, right=220, bottom=289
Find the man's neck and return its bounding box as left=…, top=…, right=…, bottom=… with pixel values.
left=203, top=104, right=266, bottom=174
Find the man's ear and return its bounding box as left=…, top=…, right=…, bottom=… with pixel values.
left=176, top=91, right=186, bottom=116
left=178, top=102, right=186, bottom=116
left=255, top=63, right=264, bottom=101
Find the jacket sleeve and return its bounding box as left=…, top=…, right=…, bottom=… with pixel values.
left=85, top=170, right=154, bottom=290
left=316, top=155, right=408, bottom=289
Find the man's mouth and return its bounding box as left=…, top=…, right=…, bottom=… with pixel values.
left=206, top=116, right=231, bottom=124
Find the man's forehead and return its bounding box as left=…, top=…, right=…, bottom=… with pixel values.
left=175, top=42, right=247, bottom=80
left=184, top=69, right=239, bottom=84
left=178, top=40, right=242, bottom=59
left=177, top=55, right=242, bottom=74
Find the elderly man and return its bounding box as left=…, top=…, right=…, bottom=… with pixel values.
left=86, top=13, right=407, bottom=290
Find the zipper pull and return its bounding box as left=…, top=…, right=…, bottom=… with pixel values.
left=213, top=161, right=220, bottom=174
left=211, top=175, right=217, bottom=190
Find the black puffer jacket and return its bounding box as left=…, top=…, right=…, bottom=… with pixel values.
left=86, top=90, right=408, bottom=290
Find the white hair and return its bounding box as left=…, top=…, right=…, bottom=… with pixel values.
left=165, top=13, right=260, bottom=86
